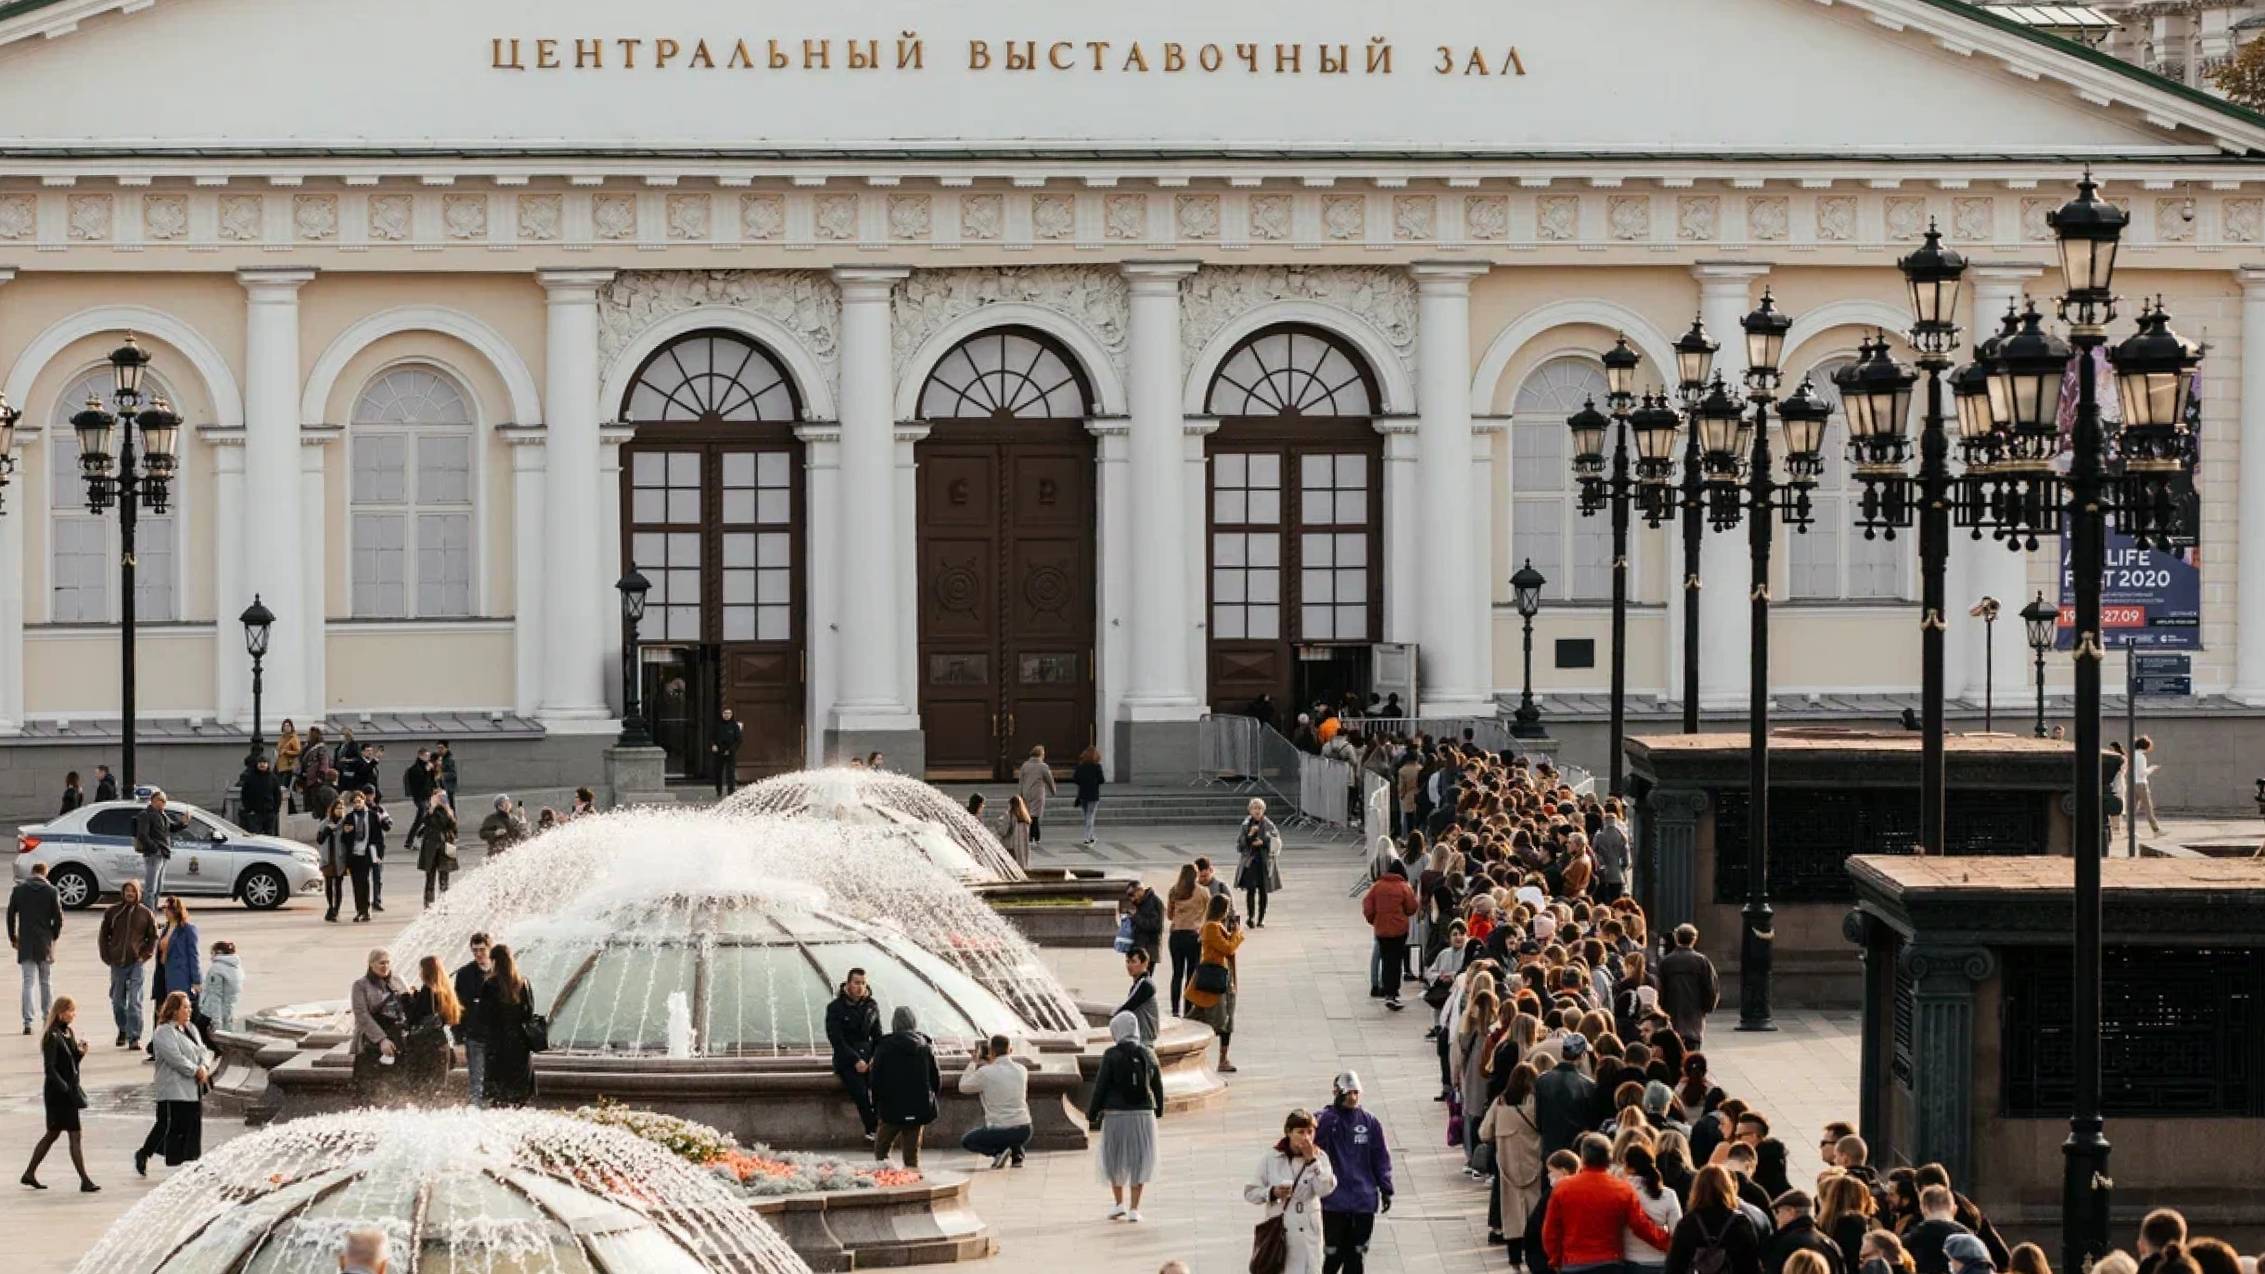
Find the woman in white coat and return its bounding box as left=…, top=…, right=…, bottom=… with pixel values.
left=1244, top=1108, right=1339, bottom=1274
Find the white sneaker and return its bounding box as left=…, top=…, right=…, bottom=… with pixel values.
left=991, top=1151, right=1011, bottom=1170
left=1124, top=1209, right=1143, bottom=1223
left=1107, top=1204, right=1128, bottom=1221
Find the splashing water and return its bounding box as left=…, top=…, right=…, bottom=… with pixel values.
left=723, top=767, right=1025, bottom=881
left=73, top=1107, right=812, bottom=1274
left=666, top=991, right=697, bottom=1059
left=380, top=807, right=1085, bottom=1043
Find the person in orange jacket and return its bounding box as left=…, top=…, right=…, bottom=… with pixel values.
left=1544, top=1134, right=1674, bottom=1274
left=1359, top=860, right=1418, bottom=1010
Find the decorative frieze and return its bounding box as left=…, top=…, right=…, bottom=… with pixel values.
left=890, top=266, right=1130, bottom=380
left=1179, top=265, right=1416, bottom=377
left=596, top=269, right=841, bottom=392
left=0, top=178, right=2260, bottom=254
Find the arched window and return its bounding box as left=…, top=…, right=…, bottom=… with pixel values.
left=917, top=328, right=1092, bottom=420
left=624, top=332, right=798, bottom=424
left=1205, top=325, right=1379, bottom=418
left=1511, top=357, right=1615, bottom=601
left=349, top=365, right=476, bottom=618
left=48, top=368, right=177, bottom=623
left=1787, top=357, right=1909, bottom=601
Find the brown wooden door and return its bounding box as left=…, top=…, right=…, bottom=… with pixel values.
left=917, top=427, right=1095, bottom=780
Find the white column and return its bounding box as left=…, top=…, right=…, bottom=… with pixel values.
left=828, top=266, right=915, bottom=726
left=1183, top=420, right=1217, bottom=712
left=892, top=422, right=924, bottom=727
left=1091, top=419, right=1132, bottom=759
left=207, top=430, right=248, bottom=727
left=0, top=266, right=21, bottom=734
left=1381, top=421, right=1420, bottom=643
left=502, top=426, right=546, bottom=718
left=598, top=424, right=630, bottom=715
left=1965, top=265, right=2044, bottom=717
left=536, top=268, right=616, bottom=727
left=1692, top=262, right=1769, bottom=711
left=238, top=267, right=314, bottom=725
left=1119, top=260, right=1202, bottom=719
left=1472, top=419, right=1506, bottom=698
left=1411, top=261, right=1491, bottom=714
left=796, top=424, right=843, bottom=765
left=2232, top=267, right=2265, bottom=702
left=299, top=430, right=335, bottom=717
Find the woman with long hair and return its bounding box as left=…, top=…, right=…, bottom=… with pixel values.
left=1819, top=1172, right=1877, bottom=1269
left=1477, top=1061, right=1543, bottom=1261
left=154, top=896, right=200, bottom=1029
left=22, top=996, right=96, bottom=1191
left=315, top=796, right=351, bottom=922
left=1179, top=893, right=1244, bottom=1073
left=1453, top=987, right=1499, bottom=1171
left=1860, top=1230, right=1918, bottom=1274
left=1664, top=1164, right=1763, bottom=1274
left=275, top=718, right=303, bottom=810
left=1072, top=745, right=1106, bottom=847
left=400, top=954, right=463, bottom=1101
left=57, top=770, right=84, bottom=818
left=349, top=949, right=410, bottom=1104
left=1163, top=863, right=1204, bottom=1015
left=1622, top=1142, right=1682, bottom=1274
left=134, top=992, right=209, bottom=1176
left=1243, top=1108, right=1336, bottom=1273
left=1004, top=795, right=1033, bottom=868
left=474, top=944, right=538, bottom=1107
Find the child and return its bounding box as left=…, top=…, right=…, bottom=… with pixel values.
left=204, top=940, right=245, bottom=1032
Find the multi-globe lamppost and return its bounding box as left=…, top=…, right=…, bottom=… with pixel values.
left=1578, top=294, right=1833, bottom=1033
left=1569, top=323, right=1719, bottom=795
left=70, top=335, right=182, bottom=792
left=2022, top=590, right=2057, bottom=737
left=1846, top=177, right=2202, bottom=1269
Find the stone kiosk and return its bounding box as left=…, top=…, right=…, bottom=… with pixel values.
left=1845, top=857, right=2265, bottom=1237
left=1626, top=731, right=2072, bottom=1007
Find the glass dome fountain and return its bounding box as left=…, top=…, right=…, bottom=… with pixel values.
left=73, top=1108, right=810, bottom=1274
left=388, top=808, right=1087, bottom=1039
left=510, top=877, right=1028, bottom=1055
left=722, top=767, right=1023, bottom=881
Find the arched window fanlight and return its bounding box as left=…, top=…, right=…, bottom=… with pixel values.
left=624, top=332, right=799, bottom=423
left=917, top=328, right=1093, bottom=420
left=1206, top=325, right=1379, bottom=418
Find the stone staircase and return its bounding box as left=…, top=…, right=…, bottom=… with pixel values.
left=930, top=781, right=1263, bottom=826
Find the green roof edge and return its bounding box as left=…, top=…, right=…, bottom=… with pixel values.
left=1915, top=0, right=2265, bottom=141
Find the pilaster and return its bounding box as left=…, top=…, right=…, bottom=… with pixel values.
left=1690, top=262, right=1770, bottom=711
left=299, top=425, right=340, bottom=718
left=0, top=266, right=20, bottom=735
left=1643, top=786, right=1707, bottom=937
left=239, top=266, right=316, bottom=725
left=203, top=426, right=248, bottom=728
left=499, top=425, right=547, bottom=719
left=2232, top=266, right=2265, bottom=702
left=535, top=267, right=617, bottom=729
left=1899, top=943, right=1997, bottom=1190
left=826, top=266, right=920, bottom=762
left=1410, top=260, right=1491, bottom=714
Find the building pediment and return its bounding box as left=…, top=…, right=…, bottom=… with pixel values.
left=2, top=0, right=2263, bottom=159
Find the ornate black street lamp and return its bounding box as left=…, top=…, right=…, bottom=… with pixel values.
left=239, top=594, right=275, bottom=763
left=2021, top=591, right=2056, bottom=739
left=0, top=392, right=19, bottom=511
left=616, top=567, right=653, bottom=748
left=1670, top=317, right=1719, bottom=733
left=1568, top=335, right=1643, bottom=792
left=1692, top=290, right=1830, bottom=1034
left=71, top=334, right=182, bottom=792
left=1971, top=596, right=2001, bottom=733
left=1510, top=558, right=1547, bottom=739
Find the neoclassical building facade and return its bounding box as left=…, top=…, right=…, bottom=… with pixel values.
left=2, top=0, right=2264, bottom=785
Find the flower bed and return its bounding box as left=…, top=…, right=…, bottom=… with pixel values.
left=574, top=1100, right=921, bottom=1198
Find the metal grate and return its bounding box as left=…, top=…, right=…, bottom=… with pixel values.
left=1892, top=946, right=1916, bottom=1087
left=1713, top=789, right=2046, bottom=903
left=2001, top=946, right=2265, bottom=1117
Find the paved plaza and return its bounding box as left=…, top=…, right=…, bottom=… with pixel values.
left=0, top=824, right=1858, bottom=1273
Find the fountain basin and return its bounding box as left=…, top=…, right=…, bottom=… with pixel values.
left=752, top=1172, right=993, bottom=1271
left=973, top=869, right=1139, bottom=948
left=260, top=1045, right=1093, bottom=1152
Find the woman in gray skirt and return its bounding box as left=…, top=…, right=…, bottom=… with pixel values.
left=1084, top=1009, right=1164, bottom=1222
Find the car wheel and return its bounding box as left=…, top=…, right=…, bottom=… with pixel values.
left=238, top=865, right=288, bottom=911
left=50, top=865, right=99, bottom=910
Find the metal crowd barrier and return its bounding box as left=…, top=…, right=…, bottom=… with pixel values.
left=1196, top=714, right=1358, bottom=834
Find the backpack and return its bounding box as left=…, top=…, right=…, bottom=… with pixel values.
left=1688, top=1211, right=1737, bottom=1274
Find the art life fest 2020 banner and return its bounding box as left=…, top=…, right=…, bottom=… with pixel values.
left=2055, top=351, right=2203, bottom=652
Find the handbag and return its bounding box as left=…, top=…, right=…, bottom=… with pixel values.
left=522, top=1012, right=551, bottom=1054
left=1112, top=915, right=1136, bottom=955
left=1423, top=977, right=1454, bottom=1010
left=1193, top=961, right=1232, bottom=995
left=1249, top=1159, right=1314, bottom=1274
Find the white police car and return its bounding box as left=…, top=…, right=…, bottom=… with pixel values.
left=14, top=799, right=323, bottom=910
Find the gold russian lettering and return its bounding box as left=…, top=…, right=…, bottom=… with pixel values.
left=1162, top=42, right=1185, bottom=72
left=1435, top=46, right=1456, bottom=74
left=1463, top=47, right=1489, bottom=75
left=1198, top=43, right=1223, bottom=71
left=1318, top=43, right=1347, bottom=73
left=968, top=39, right=992, bottom=69
left=491, top=37, right=524, bottom=70
left=655, top=37, right=680, bottom=68
left=768, top=39, right=791, bottom=68
left=1086, top=40, right=1111, bottom=70
left=1122, top=42, right=1149, bottom=71
left=1274, top=43, right=1300, bottom=73
left=1365, top=36, right=1391, bottom=74
left=1004, top=41, right=1035, bottom=70
left=802, top=39, right=830, bottom=69
left=575, top=38, right=603, bottom=68
left=1504, top=46, right=1526, bottom=75
left=847, top=39, right=877, bottom=69
left=615, top=38, right=642, bottom=69
left=689, top=39, right=715, bottom=68
left=898, top=33, right=924, bottom=69
left=534, top=37, right=559, bottom=69
left=1233, top=42, right=1258, bottom=71
left=728, top=39, right=755, bottom=69
left=1048, top=40, right=1074, bottom=70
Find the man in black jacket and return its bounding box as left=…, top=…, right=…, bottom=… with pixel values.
left=132, top=790, right=173, bottom=902
left=1658, top=923, right=1721, bottom=1047
left=1532, top=1033, right=1598, bottom=1157
left=7, top=863, right=64, bottom=1034
left=403, top=750, right=437, bottom=844
left=451, top=933, right=493, bottom=1106
left=1903, top=1185, right=1974, bottom=1274
left=237, top=756, right=283, bottom=836
left=1766, top=1191, right=1847, bottom=1274
left=825, top=968, right=883, bottom=1139
left=711, top=707, right=744, bottom=796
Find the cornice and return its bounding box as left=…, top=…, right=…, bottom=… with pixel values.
left=2, top=177, right=2262, bottom=260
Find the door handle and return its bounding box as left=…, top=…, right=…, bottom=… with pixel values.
left=1005, top=713, right=1016, bottom=739
left=991, top=713, right=998, bottom=738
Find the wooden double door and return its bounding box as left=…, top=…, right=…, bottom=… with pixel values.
left=916, top=422, right=1095, bottom=780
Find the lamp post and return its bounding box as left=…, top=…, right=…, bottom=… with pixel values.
left=70, top=335, right=182, bottom=793
left=1510, top=558, right=1547, bottom=739
left=616, top=567, right=653, bottom=749
left=1568, top=336, right=1646, bottom=793
left=2021, top=591, right=2056, bottom=738
left=1689, top=291, right=1829, bottom=1035
left=1971, top=597, right=2001, bottom=733
left=238, top=594, right=275, bottom=763
left=1933, top=172, right=2200, bottom=1272
left=1672, top=317, right=1720, bottom=733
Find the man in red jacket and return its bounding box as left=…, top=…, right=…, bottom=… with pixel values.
left=1543, top=1134, right=1674, bottom=1274
left=1359, top=859, right=1419, bottom=1010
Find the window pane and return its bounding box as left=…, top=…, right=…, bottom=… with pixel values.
left=50, top=517, right=107, bottom=623
left=1303, top=569, right=1333, bottom=604
left=1248, top=490, right=1280, bottom=524
left=136, top=515, right=178, bottom=622
left=722, top=451, right=755, bottom=486
left=1511, top=498, right=1564, bottom=587
left=1215, top=490, right=1247, bottom=524
left=1571, top=516, right=1613, bottom=601
left=1337, top=604, right=1367, bottom=638
left=1788, top=500, right=1840, bottom=599
left=352, top=434, right=408, bottom=505
left=1213, top=604, right=1246, bottom=640
left=1248, top=569, right=1280, bottom=604
left=757, top=606, right=790, bottom=641
left=416, top=513, right=473, bottom=616
left=1247, top=604, right=1279, bottom=640
left=1214, top=569, right=1245, bottom=603
left=721, top=490, right=755, bottom=523
left=352, top=513, right=408, bottom=618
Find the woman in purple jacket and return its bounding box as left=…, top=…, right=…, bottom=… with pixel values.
left=1314, top=1070, right=1394, bottom=1274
